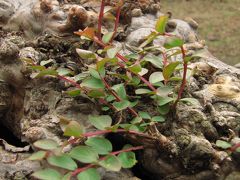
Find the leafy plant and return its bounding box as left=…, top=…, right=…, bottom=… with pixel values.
left=26, top=0, right=199, bottom=179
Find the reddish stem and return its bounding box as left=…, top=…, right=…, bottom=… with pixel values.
left=176, top=46, right=187, bottom=102
left=99, top=98, right=117, bottom=111
left=110, top=5, right=122, bottom=42
left=98, top=0, right=105, bottom=39
left=57, top=75, right=81, bottom=89
left=71, top=145, right=144, bottom=176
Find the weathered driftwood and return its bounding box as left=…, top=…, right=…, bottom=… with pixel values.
left=0, top=0, right=240, bottom=179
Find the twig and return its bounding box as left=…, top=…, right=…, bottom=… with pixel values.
left=175, top=46, right=187, bottom=104
left=110, top=5, right=122, bottom=43
left=98, top=0, right=105, bottom=39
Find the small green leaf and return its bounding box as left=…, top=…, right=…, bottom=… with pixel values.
left=89, top=68, right=101, bottom=79
left=107, top=46, right=121, bottom=58
left=118, top=151, right=137, bottom=168
left=164, top=37, right=184, bottom=49
left=129, top=100, right=139, bottom=107
left=57, top=68, right=73, bottom=76
left=149, top=72, right=164, bottom=84
left=99, top=155, right=122, bottom=171
left=158, top=104, right=170, bottom=115
left=135, top=89, right=152, bottom=95
left=69, top=146, right=99, bottom=163
left=236, top=147, right=240, bottom=153
left=180, top=98, right=200, bottom=105
left=112, top=83, right=127, bottom=100
left=97, top=58, right=118, bottom=76
left=32, top=168, right=62, bottom=180
left=66, top=89, right=81, bottom=97
left=87, top=89, right=105, bottom=98
left=36, top=69, right=58, bottom=78
left=103, top=32, right=114, bottom=44
left=130, top=117, right=143, bottom=124
left=28, top=151, right=47, bottom=161
left=184, top=56, right=193, bottom=63
left=62, top=172, right=71, bottom=180
left=47, top=154, right=77, bottom=171
left=31, top=65, right=46, bottom=71
left=21, top=57, right=34, bottom=64
left=128, top=124, right=143, bottom=132
left=129, top=76, right=141, bottom=86
left=85, top=137, right=112, bottom=155
left=64, top=121, right=85, bottom=137
left=106, top=95, right=115, bottom=102
left=139, top=111, right=151, bottom=120
left=89, top=115, right=112, bottom=130
left=169, top=76, right=182, bottom=81
left=216, top=140, right=232, bottom=149
left=156, top=86, right=173, bottom=97
left=81, top=77, right=104, bottom=89
left=139, top=32, right=157, bottom=48
left=138, top=68, right=149, bottom=76
left=151, top=116, right=165, bottom=122
left=157, top=96, right=174, bottom=106
left=163, top=61, right=181, bottom=81
left=113, top=100, right=130, bottom=111
left=143, top=55, right=163, bottom=69
left=76, top=49, right=97, bottom=60
left=102, top=106, right=110, bottom=111
left=33, top=139, right=58, bottom=150
left=125, top=53, right=140, bottom=60
left=77, top=168, right=100, bottom=180
left=74, top=73, right=89, bottom=82
left=140, top=122, right=151, bottom=127
left=155, top=15, right=168, bottom=34
left=119, top=124, right=132, bottom=130
left=128, top=63, right=142, bottom=74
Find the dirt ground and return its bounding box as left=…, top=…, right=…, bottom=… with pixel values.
left=161, top=0, right=240, bottom=65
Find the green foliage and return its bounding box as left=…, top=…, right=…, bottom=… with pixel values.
left=47, top=155, right=77, bottom=171
left=28, top=151, right=47, bottom=161
left=33, top=139, right=58, bottom=150
left=77, top=168, right=100, bottom=180
left=89, top=115, right=112, bottom=130
left=102, top=32, right=114, bottom=44
left=155, top=15, right=168, bottom=34
left=32, top=169, right=62, bottom=180
left=113, top=100, right=130, bottom=111
left=99, top=155, right=122, bottom=171
left=26, top=3, right=197, bottom=179
left=164, top=37, right=184, bottom=49
left=163, top=61, right=181, bottom=81
left=85, top=137, right=113, bottom=155
left=81, top=77, right=105, bottom=89
left=69, top=146, right=99, bottom=163
left=66, top=89, right=81, bottom=97
left=76, top=49, right=97, bottom=61
left=216, top=140, right=232, bottom=149
left=64, top=121, right=85, bottom=137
